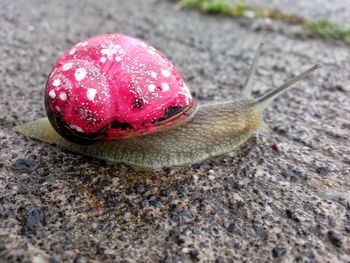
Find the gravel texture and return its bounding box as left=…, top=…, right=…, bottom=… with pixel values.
left=1, top=0, right=350, bottom=262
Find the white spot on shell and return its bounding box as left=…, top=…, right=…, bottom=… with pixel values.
left=70, top=124, right=83, bottom=133
left=147, top=49, right=156, bottom=55
left=179, top=84, right=192, bottom=104
left=181, top=84, right=192, bottom=96
left=48, top=90, right=56, bottom=99
left=150, top=71, right=157, bottom=78
left=115, top=56, right=123, bottom=62
left=59, top=91, right=67, bottom=101
left=86, top=88, right=97, bottom=101
left=69, top=48, right=76, bottom=55
left=100, top=57, right=107, bottom=63
left=63, top=62, right=73, bottom=71
left=81, top=41, right=88, bottom=46
left=52, top=79, right=61, bottom=87
left=139, top=42, right=148, bottom=48
left=75, top=67, right=86, bottom=81
left=101, top=43, right=121, bottom=60
left=148, top=84, right=156, bottom=92
left=161, top=69, right=170, bottom=77
left=161, top=83, right=170, bottom=92
left=55, top=106, right=61, bottom=112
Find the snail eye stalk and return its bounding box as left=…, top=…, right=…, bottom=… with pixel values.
left=254, top=64, right=321, bottom=110
left=242, top=42, right=264, bottom=98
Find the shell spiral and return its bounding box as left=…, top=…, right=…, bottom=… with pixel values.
left=45, top=34, right=195, bottom=144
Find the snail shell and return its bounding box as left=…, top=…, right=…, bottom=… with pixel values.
left=14, top=36, right=320, bottom=169
left=45, top=34, right=196, bottom=144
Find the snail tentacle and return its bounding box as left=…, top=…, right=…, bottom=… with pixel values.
left=254, top=64, right=321, bottom=111
left=242, top=42, right=264, bottom=98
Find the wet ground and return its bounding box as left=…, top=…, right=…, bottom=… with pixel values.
left=0, top=0, right=349, bottom=262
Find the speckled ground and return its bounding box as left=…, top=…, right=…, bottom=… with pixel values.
left=0, top=0, right=349, bottom=262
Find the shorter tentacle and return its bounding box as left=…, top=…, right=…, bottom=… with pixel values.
left=242, top=42, right=264, bottom=98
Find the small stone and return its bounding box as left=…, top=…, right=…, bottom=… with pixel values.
left=191, top=163, right=202, bottom=170
left=244, top=10, right=255, bottom=18
left=96, top=244, right=106, bottom=255
left=124, top=212, right=132, bottom=220
left=163, top=167, right=172, bottom=174
left=32, top=254, right=47, bottom=263
left=67, top=195, right=77, bottom=204
left=115, top=190, right=125, bottom=198
left=272, top=247, right=287, bottom=258
left=171, top=214, right=180, bottom=223
left=10, top=158, right=38, bottom=172
left=270, top=143, right=279, bottom=152
left=285, top=208, right=300, bottom=222
left=227, top=223, right=237, bottom=234
left=149, top=200, right=164, bottom=209
left=208, top=169, right=216, bottom=180
left=23, top=208, right=45, bottom=233
left=73, top=256, right=88, bottom=263
left=316, top=167, right=331, bottom=175
left=327, top=230, right=343, bottom=247
left=176, top=186, right=187, bottom=198
left=159, top=189, right=170, bottom=197
left=135, top=183, right=145, bottom=194
left=181, top=247, right=190, bottom=253
left=344, top=226, right=350, bottom=233
left=265, top=205, right=273, bottom=214
left=189, top=249, right=199, bottom=261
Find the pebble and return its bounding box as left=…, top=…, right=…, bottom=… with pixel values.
left=10, top=158, right=38, bottom=172
left=124, top=212, right=132, bottom=221
left=32, top=254, right=47, bottom=263
left=208, top=169, right=216, bottom=180
left=327, top=230, right=343, bottom=247
left=272, top=247, right=287, bottom=258
left=23, top=208, right=45, bottom=233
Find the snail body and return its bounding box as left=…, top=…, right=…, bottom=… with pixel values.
left=14, top=34, right=320, bottom=169
left=16, top=100, right=261, bottom=169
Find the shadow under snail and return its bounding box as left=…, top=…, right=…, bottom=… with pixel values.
left=14, top=34, right=320, bottom=170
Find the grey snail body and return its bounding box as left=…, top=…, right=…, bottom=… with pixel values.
left=14, top=43, right=320, bottom=170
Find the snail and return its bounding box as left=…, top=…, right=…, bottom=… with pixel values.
left=14, top=34, right=320, bottom=170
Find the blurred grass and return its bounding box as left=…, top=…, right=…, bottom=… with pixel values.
left=305, top=20, right=350, bottom=45
left=176, top=0, right=350, bottom=45
left=176, top=0, right=247, bottom=16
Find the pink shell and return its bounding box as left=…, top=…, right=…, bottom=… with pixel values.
left=45, top=34, right=195, bottom=143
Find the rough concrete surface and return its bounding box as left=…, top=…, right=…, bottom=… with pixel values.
left=0, top=0, right=349, bottom=262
